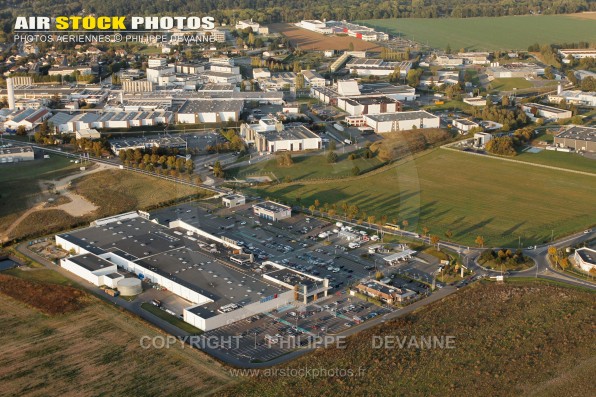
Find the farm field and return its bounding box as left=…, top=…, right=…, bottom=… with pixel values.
left=239, top=149, right=596, bottom=247
left=269, top=23, right=382, bottom=51
left=358, top=15, right=596, bottom=51
left=216, top=281, right=596, bottom=397
left=226, top=152, right=383, bottom=182
left=0, top=269, right=234, bottom=396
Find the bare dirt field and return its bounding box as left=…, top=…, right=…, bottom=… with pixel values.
left=269, top=23, right=382, bottom=51
left=0, top=273, right=235, bottom=396
left=0, top=273, right=88, bottom=315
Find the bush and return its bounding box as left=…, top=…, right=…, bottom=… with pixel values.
left=326, top=151, right=338, bottom=163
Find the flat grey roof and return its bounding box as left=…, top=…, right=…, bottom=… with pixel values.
left=62, top=218, right=185, bottom=259
left=0, top=146, right=33, bottom=155
left=455, top=118, right=478, bottom=126
left=253, top=201, right=291, bottom=213
left=137, top=247, right=285, bottom=307
left=365, top=111, right=438, bottom=122
left=265, top=268, right=318, bottom=289
left=177, top=99, right=243, bottom=114
left=261, top=124, right=320, bottom=142
left=58, top=233, right=107, bottom=256
left=576, top=248, right=596, bottom=264
left=342, top=95, right=399, bottom=106
left=555, top=126, right=596, bottom=142
left=524, top=103, right=570, bottom=114
left=69, top=254, right=114, bottom=272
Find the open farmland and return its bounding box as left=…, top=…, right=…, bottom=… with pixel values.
left=359, top=15, right=596, bottom=51
left=216, top=281, right=596, bottom=397
left=269, top=23, right=382, bottom=51
left=0, top=269, right=235, bottom=396
left=240, top=149, right=596, bottom=247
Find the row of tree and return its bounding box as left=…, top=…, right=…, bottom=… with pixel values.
left=118, top=148, right=195, bottom=176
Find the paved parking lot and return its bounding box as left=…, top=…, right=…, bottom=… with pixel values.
left=201, top=292, right=392, bottom=363
left=144, top=201, right=447, bottom=363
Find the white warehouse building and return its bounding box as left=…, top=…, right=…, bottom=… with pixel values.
left=55, top=212, right=328, bottom=332
left=363, top=111, right=440, bottom=133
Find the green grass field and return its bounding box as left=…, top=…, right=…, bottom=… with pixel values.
left=423, top=100, right=474, bottom=113
left=0, top=157, right=79, bottom=231
left=240, top=149, right=596, bottom=247
left=226, top=152, right=383, bottom=182
left=515, top=150, right=596, bottom=174
left=489, top=78, right=534, bottom=92
left=359, top=15, right=596, bottom=50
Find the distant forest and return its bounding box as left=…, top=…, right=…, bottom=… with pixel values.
left=1, top=0, right=594, bottom=33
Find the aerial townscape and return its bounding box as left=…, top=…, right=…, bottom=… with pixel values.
left=0, top=1, right=594, bottom=396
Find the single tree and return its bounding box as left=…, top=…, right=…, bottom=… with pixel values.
left=475, top=235, right=485, bottom=248
left=430, top=235, right=440, bottom=248
left=445, top=230, right=453, bottom=240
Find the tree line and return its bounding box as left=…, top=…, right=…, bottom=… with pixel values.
left=118, top=148, right=197, bottom=180
left=2, top=0, right=595, bottom=35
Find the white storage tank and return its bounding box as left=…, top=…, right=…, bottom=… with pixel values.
left=117, top=277, right=143, bottom=296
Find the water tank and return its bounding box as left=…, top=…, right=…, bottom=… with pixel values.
left=117, top=277, right=143, bottom=296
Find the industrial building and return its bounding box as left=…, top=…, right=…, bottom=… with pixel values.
left=47, top=66, right=93, bottom=76
left=122, top=80, right=155, bottom=93
left=487, top=63, right=544, bottom=79
left=457, top=52, right=490, bottom=65
left=463, top=97, right=487, bottom=107
left=75, top=129, right=101, bottom=140
left=55, top=211, right=327, bottom=331
left=346, top=58, right=412, bottom=77
left=474, top=132, right=493, bottom=148
left=453, top=118, right=480, bottom=133
left=337, top=95, right=402, bottom=117
left=253, top=201, right=292, bottom=221
left=0, top=145, right=34, bottom=163
left=548, top=90, right=596, bottom=107
left=60, top=253, right=122, bottom=288
left=297, top=19, right=388, bottom=41
left=47, top=110, right=173, bottom=133
left=146, top=65, right=175, bottom=84
left=355, top=279, right=415, bottom=304
left=176, top=99, right=243, bottom=123
left=311, top=81, right=417, bottom=105
left=553, top=125, right=596, bottom=152
left=222, top=194, right=246, bottom=208
left=574, top=247, right=596, bottom=272
left=241, top=118, right=321, bottom=153
left=296, top=20, right=333, bottom=34
left=521, top=103, right=572, bottom=120
left=363, top=111, right=440, bottom=133
left=301, top=70, right=326, bottom=88
left=2, top=107, right=51, bottom=132
left=326, top=20, right=389, bottom=41
left=558, top=49, right=596, bottom=62
left=109, top=136, right=187, bottom=155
